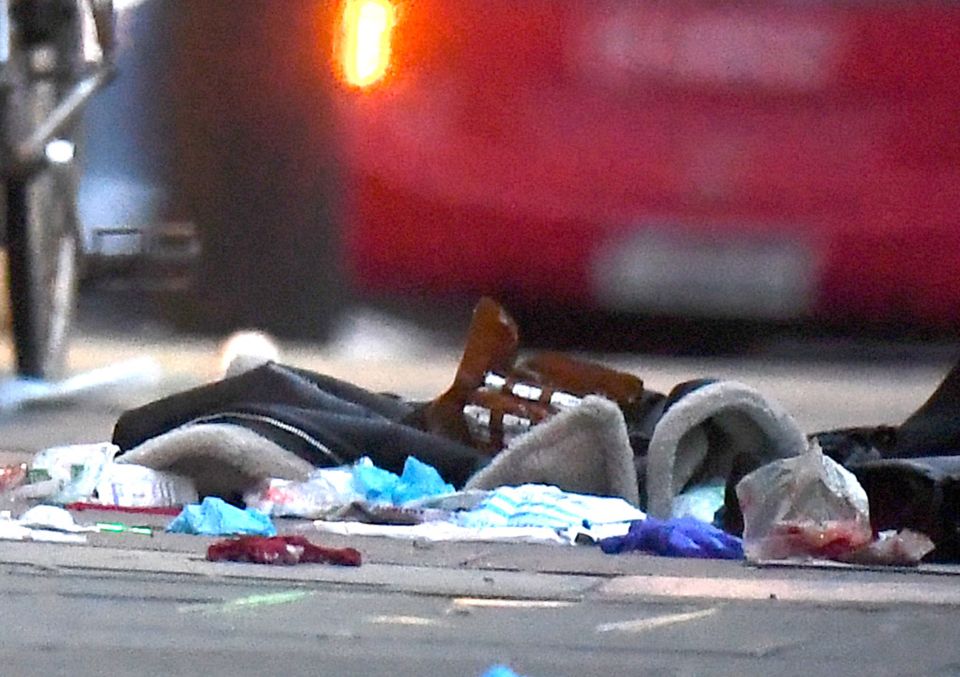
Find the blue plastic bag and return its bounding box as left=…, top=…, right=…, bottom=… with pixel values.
left=167, top=496, right=276, bottom=536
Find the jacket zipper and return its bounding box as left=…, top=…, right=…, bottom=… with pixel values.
left=185, top=411, right=345, bottom=466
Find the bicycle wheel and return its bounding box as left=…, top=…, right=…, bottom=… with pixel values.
left=2, top=5, right=90, bottom=380
left=6, top=161, right=79, bottom=380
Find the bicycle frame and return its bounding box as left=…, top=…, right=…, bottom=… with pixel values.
left=0, top=0, right=113, bottom=175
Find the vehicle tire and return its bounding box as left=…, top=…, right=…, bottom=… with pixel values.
left=5, top=162, right=79, bottom=380
left=162, top=0, right=349, bottom=340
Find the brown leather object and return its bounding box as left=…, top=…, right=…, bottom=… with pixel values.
left=422, top=297, right=647, bottom=453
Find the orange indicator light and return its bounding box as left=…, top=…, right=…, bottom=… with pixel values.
left=340, top=0, right=397, bottom=88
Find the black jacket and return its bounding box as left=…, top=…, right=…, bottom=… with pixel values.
left=112, top=362, right=489, bottom=488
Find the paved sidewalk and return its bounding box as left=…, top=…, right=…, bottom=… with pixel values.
left=3, top=507, right=958, bottom=602
left=2, top=516, right=960, bottom=677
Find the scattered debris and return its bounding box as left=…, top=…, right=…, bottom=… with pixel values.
left=4, top=297, right=959, bottom=570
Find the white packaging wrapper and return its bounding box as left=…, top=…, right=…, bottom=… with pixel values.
left=95, top=463, right=198, bottom=508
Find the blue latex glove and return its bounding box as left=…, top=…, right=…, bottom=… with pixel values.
left=352, top=456, right=453, bottom=505
left=351, top=461, right=398, bottom=503
left=167, top=496, right=276, bottom=536
left=393, top=456, right=454, bottom=504
left=599, top=516, right=743, bottom=560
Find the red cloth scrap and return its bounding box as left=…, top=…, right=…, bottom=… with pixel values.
left=66, top=502, right=183, bottom=516
left=206, top=535, right=362, bottom=566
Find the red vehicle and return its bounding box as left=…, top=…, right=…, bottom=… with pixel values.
left=168, top=1, right=960, bottom=337
left=332, top=0, right=960, bottom=328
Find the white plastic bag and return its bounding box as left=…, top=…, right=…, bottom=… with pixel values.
left=25, top=443, right=119, bottom=503
left=736, top=442, right=872, bottom=561
left=244, top=466, right=361, bottom=518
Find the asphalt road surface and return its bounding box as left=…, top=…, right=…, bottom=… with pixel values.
left=3, top=556, right=960, bottom=677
